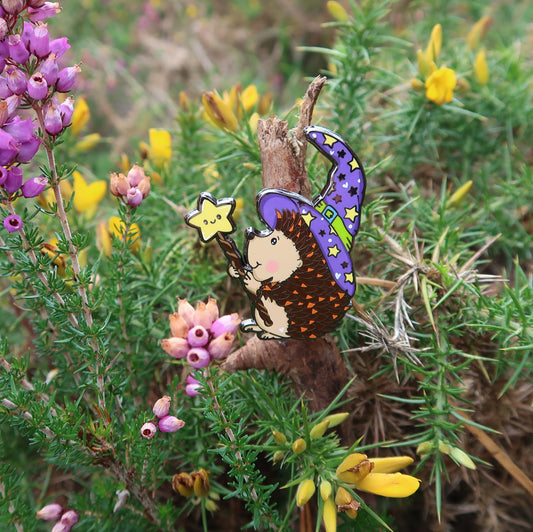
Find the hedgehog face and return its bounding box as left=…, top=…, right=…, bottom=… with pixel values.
left=246, top=229, right=303, bottom=283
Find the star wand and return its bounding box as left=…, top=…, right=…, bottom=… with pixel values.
left=185, top=192, right=247, bottom=275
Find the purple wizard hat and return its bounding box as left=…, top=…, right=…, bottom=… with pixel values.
left=256, top=125, right=366, bottom=297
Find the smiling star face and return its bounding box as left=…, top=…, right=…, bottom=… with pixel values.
left=185, top=192, right=236, bottom=242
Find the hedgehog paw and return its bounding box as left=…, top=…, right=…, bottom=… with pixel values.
left=241, top=319, right=262, bottom=334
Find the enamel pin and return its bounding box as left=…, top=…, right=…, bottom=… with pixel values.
left=185, top=125, right=366, bottom=340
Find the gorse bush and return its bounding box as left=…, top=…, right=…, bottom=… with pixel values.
left=1, top=1, right=532, bottom=531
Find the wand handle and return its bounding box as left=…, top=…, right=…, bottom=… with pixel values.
left=217, top=232, right=246, bottom=275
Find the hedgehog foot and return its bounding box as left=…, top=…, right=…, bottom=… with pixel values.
left=241, top=319, right=263, bottom=334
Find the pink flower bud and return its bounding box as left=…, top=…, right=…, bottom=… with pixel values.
left=28, top=2, right=61, bottom=22
left=137, top=175, right=150, bottom=198
left=6, top=66, right=27, bottom=94
left=49, top=36, right=69, bottom=57
left=17, top=134, right=40, bottom=163
left=40, top=52, right=59, bottom=85
left=27, top=72, right=48, bottom=100
left=187, top=325, right=209, bottom=347
left=193, top=301, right=213, bottom=329
left=207, top=332, right=234, bottom=359
left=51, top=521, right=70, bottom=532
left=4, top=166, right=23, bottom=193
left=29, top=22, right=50, bottom=57
left=36, top=503, right=63, bottom=520
left=3, top=0, right=24, bottom=16
left=169, top=312, right=189, bottom=338
left=158, top=415, right=185, bottom=433
left=140, top=422, right=157, bottom=439
left=0, top=129, right=18, bottom=165
left=161, top=337, right=189, bottom=359
left=60, top=510, right=79, bottom=527
left=210, top=313, right=240, bottom=338
left=109, top=172, right=129, bottom=197
left=178, top=299, right=195, bottom=327
left=0, top=167, right=7, bottom=185
left=56, top=64, right=81, bottom=92
left=59, top=97, right=74, bottom=127
left=126, top=187, right=143, bottom=207
left=44, top=104, right=63, bottom=135
left=152, top=395, right=171, bottom=418
left=185, top=375, right=201, bottom=397
left=126, top=164, right=145, bottom=187
left=187, top=347, right=210, bottom=369
left=0, top=18, right=7, bottom=41
left=21, top=175, right=47, bottom=198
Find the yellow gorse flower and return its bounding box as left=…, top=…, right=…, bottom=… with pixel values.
left=327, top=1, right=349, bottom=22
left=74, top=132, right=101, bottom=152
left=474, top=48, right=489, bottom=85
left=425, top=67, right=456, bottom=105
left=70, top=97, right=90, bottom=137
left=426, top=24, right=442, bottom=63
left=148, top=128, right=172, bottom=167
left=336, top=453, right=420, bottom=498
left=467, top=15, right=492, bottom=51
left=72, top=170, right=107, bottom=218
left=98, top=216, right=141, bottom=256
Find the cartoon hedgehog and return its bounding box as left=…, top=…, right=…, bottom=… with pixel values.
left=227, top=125, right=367, bottom=340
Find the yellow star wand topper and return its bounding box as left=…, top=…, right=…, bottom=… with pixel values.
left=185, top=192, right=236, bottom=242
left=185, top=192, right=247, bottom=275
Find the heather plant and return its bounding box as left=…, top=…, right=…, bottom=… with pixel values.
left=1, top=1, right=532, bottom=532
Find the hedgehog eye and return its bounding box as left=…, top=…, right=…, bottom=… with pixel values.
left=270, top=237, right=278, bottom=245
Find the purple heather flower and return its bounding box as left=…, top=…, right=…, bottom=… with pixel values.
left=3, top=95, right=21, bottom=120
left=0, top=18, right=7, bottom=41
left=3, top=116, right=35, bottom=143
left=27, top=72, right=48, bottom=100
left=0, top=130, right=18, bottom=165
left=4, top=166, right=23, bottom=193
left=152, top=395, right=171, bottom=418
left=187, top=325, right=209, bottom=347
left=207, top=332, right=234, bottom=360
left=59, top=96, right=74, bottom=127
left=51, top=522, right=70, bottom=532
left=8, top=34, right=30, bottom=64
left=40, top=52, right=59, bottom=85
left=43, top=104, right=63, bottom=135
left=3, top=214, right=22, bottom=233
left=192, top=301, right=214, bottom=329
left=186, top=347, right=210, bottom=369
left=126, top=165, right=145, bottom=187
left=16, top=133, right=40, bottom=163
left=29, top=22, right=50, bottom=57
left=36, top=503, right=63, bottom=521
left=185, top=375, right=201, bottom=397
left=158, top=415, right=185, bottom=433
left=5, top=66, right=27, bottom=95
left=21, top=175, right=47, bottom=198
left=126, top=187, right=143, bottom=207
left=56, top=64, right=81, bottom=92
left=0, top=166, right=7, bottom=185
left=49, top=36, right=69, bottom=57
left=210, top=313, right=240, bottom=338
left=28, top=2, right=61, bottom=22
left=0, top=78, right=11, bottom=99
left=140, top=422, right=157, bottom=439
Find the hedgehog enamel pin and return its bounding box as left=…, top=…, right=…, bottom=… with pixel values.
left=185, top=125, right=366, bottom=340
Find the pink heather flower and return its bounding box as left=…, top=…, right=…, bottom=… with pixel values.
left=0, top=166, right=7, bottom=185
left=177, top=299, right=195, bottom=327
left=36, top=503, right=63, bottom=521
left=126, top=187, right=143, bottom=207
left=27, top=72, right=48, bottom=100
left=49, top=36, right=69, bottom=57
left=3, top=116, right=35, bottom=144
left=140, top=422, right=157, bottom=439
left=0, top=129, right=18, bottom=165
left=3, top=0, right=25, bottom=15
left=8, top=34, right=29, bottom=63
left=21, top=175, right=47, bottom=198
left=43, top=104, right=63, bottom=135
left=59, top=97, right=74, bottom=127
left=206, top=297, right=219, bottom=323
left=210, top=313, right=240, bottom=338
left=4, top=166, right=23, bottom=193
left=29, top=22, right=50, bottom=57
left=51, top=522, right=70, bottom=532
left=161, top=337, right=189, bottom=359
left=207, top=332, right=234, bottom=360
left=192, top=301, right=213, bottom=329
left=17, top=134, right=40, bottom=163
left=187, top=325, right=209, bottom=347
left=59, top=509, right=79, bottom=527
left=185, top=375, right=201, bottom=397
left=0, top=18, right=7, bottom=41
left=3, top=214, right=22, bottom=233
left=126, top=164, right=144, bottom=187
left=56, top=64, right=81, bottom=92
left=158, top=415, right=185, bottom=433
left=28, top=2, right=61, bottom=22
left=186, top=347, right=210, bottom=369
left=152, top=395, right=171, bottom=418
left=169, top=312, right=189, bottom=338
left=40, top=52, right=59, bottom=85
left=5, top=66, right=27, bottom=94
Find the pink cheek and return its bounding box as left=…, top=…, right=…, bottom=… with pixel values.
left=265, top=260, right=279, bottom=273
